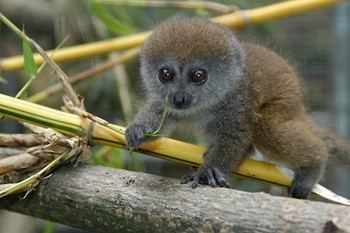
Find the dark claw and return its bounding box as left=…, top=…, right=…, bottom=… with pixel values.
left=180, top=166, right=230, bottom=189
left=181, top=173, right=203, bottom=189
left=191, top=175, right=200, bottom=189
left=180, top=174, right=194, bottom=184
left=213, top=167, right=231, bottom=188
left=206, top=169, right=217, bottom=187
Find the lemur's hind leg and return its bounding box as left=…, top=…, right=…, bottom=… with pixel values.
left=255, top=116, right=328, bottom=199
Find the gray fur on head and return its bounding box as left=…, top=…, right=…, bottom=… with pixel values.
left=140, top=17, right=245, bottom=116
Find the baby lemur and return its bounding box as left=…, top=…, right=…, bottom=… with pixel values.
left=125, top=17, right=350, bottom=199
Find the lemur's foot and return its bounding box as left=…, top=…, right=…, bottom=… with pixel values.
left=288, top=166, right=320, bottom=199
left=289, top=178, right=313, bottom=199
left=181, top=166, right=231, bottom=189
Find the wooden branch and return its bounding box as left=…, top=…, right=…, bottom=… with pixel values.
left=0, top=165, right=349, bottom=233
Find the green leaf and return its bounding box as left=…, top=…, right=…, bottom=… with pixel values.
left=22, top=38, right=37, bottom=79
left=146, top=96, right=169, bottom=137
left=90, top=1, right=135, bottom=35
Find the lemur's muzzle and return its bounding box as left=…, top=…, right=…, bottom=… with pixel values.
left=169, top=91, right=193, bottom=109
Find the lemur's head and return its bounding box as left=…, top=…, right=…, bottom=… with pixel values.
left=141, top=17, right=244, bottom=116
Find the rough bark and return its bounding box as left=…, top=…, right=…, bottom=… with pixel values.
left=0, top=165, right=349, bottom=233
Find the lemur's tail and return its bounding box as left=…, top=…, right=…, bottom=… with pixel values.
left=318, top=127, right=350, bottom=165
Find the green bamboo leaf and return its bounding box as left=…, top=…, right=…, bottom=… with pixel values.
left=146, top=96, right=169, bottom=137
left=90, top=1, right=135, bottom=35
left=16, top=36, right=69, bottom=99
left=22, top=38, right=38, bottom=79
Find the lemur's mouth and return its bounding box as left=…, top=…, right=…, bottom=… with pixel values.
left=169, top=103, right=192, bottom=110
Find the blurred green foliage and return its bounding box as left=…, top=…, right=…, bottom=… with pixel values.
left=90, top=1, right=135, bottom=35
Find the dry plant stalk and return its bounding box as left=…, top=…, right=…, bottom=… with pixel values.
left=0, top=127, right=88, bottom=198
left=0, top=13, right=90, bottom=198
left=0, top=133, right=44, bottom=147
left=0, top=153, right=39, bottom=175
left=28, top=47, right=140, bottom=103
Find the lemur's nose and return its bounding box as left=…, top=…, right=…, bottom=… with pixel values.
left=170, top=91, right=192, bottom=108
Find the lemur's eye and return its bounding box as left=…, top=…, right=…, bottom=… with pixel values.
left=158, top=67, right=174, bottom=83
left=190, top=69, right=207, bottom=84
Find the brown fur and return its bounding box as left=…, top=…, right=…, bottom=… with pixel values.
left=127, top=17, right=349, bottom=198
left=142, top=17, right=235, bottom=65
left=242, top=43, right=329, bottom=168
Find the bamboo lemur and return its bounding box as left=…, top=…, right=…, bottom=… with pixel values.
left=125, top=17, right=350, bottom=199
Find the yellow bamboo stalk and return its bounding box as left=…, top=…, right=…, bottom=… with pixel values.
left=0, top=0, right=344, bottom=72
left=212, top=0, right=344, bottom=26
left=0, top=93, right=291, bottom=187
left=0, top=32, right=150, bottom=72
left=1, top=93, right=350, bottom=205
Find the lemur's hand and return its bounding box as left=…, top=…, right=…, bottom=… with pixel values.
left=125, top=123, right=152, bottom=149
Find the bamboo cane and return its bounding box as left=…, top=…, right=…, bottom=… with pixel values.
left=0, top=93, right=349, bottom=205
